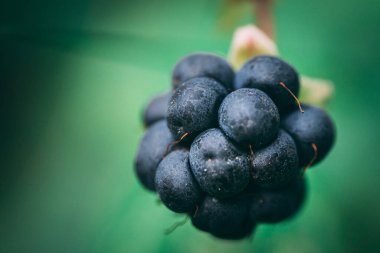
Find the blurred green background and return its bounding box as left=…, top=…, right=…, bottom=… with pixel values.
left=1, top=0, right=380, bottom=252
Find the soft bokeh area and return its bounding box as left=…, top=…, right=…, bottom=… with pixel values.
left=1, top=0, right=380, bottom=252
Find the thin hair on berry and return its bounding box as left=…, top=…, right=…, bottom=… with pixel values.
left=164, top=132, right=189, bottom=156
left=279, top=81, right=304, bottom=113
left=302, top=143, right=318, bottom=175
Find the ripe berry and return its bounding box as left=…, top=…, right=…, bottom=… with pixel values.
left=134, top=120, right=174, bottom=191
left=281, top=104, right=336, bottom=167
left=251, top=130, right=299, bottom=189
left=172, top=53, right=235, bottom=90
left=155, top=149, right=202, bottom=213
left=135, top=51, right=336, bottom=240
left=234, top=55, right=300, bottom=113
left=191, top=196, right=254, bottom=240
left=143, top=91, right=172, bottom=127
left=189, top=128, right=250, bottom=198
left=248, top=177, right=306, bottom=224
left=167, top=77, right=227, bottom=140
left=218, top=88, right=280, bottom=148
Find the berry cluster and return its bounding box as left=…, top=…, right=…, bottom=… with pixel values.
left=135, top=53, right=336, bottom=240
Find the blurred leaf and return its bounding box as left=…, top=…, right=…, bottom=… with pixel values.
left=299, top=76, right=335, bottom=108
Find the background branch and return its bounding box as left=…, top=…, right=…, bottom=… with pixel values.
left=252, top=0, right=275, bottom=39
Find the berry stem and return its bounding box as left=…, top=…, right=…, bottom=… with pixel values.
left=279, top=82, right=304, bottom=113
left=164, top=215, right=189, bottom=235
left=252, top=0, right=275, bottom=39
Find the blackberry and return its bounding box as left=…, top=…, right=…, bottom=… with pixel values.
left=235, top=55, right=300, bottom=114
left=172, top=53, right=235, bottom=90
